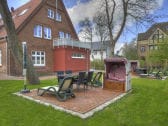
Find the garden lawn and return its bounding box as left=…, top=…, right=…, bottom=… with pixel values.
left=0, top=78, right=167, bottom=126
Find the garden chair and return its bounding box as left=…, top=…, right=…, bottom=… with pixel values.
left=85, top=71, right=94, bottom=88
left=65, top=70, right=72, bottom=75
left=56, top=71, right=64, bottom=83
left=37, top=76, right=75, bottom=101
left=73, top=71, right=87, bottom=91
left=91, top=72, right=102, bottom=87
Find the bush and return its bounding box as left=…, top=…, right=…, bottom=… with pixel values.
left=91, top=59, right=104, bottom=70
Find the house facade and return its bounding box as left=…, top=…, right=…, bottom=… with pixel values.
left=137, top=22, right=168, bottom=62
left=0, top=0, right=90, bottom=75
left=90, top=41, right=111, bottom=61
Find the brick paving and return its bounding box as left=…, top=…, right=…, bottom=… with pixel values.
left=22, top=87, right=123, bottom=114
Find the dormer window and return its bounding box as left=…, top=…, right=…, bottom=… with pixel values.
left=18, top=9, right=29, bottom=16
left=48, top=9, right=54, bottom=19
left=56, top=12, right=61, bottom=22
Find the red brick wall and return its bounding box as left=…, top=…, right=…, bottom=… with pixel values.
left=54, top=46, right=90, bottom=72
left=9, top=0, right=79, bottom=75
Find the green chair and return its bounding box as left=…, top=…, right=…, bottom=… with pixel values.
left=91, top=72, right=102, bottom=87
left=37, top=76, right=75, bottom=101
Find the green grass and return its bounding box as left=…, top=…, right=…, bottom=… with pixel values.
left=0, top=78, right=167, bottom=126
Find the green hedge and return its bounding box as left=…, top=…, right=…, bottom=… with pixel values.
left=91, top=60, right=105, bottom=70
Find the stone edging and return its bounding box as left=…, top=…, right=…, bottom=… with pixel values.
left=14, top=90, right=132, bottom=119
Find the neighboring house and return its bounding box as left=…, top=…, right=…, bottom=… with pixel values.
left=137, top=22, right=168, bottom=61
left=0, top=0, right=90, bottom=76
left=90, top=41, right=110, bottom=61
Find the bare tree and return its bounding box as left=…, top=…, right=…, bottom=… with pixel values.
left=93, top=13, right=108, bottom=60
left=97, top=0, right=158, bottom=57
left=78, top=18, right=93, bottom=43
left=0, top=0, right=40, bottom=84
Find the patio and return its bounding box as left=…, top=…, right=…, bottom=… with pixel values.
left=15, top=86, right=128, bottom=119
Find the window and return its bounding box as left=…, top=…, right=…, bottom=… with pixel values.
left=152, top=30, right=164, bottom=43
left=0, top=50, right=1, bottom=65
left=59, top=31, right=64, bottom=39
left=56, top=12, right=61, bottom=22
left=48, top=9, right=54, bottom=19
left=149, top=45, right=154, bottom=50
left=34, top=25, right=42, bottom=38
left=65, top=33, right=71, bottom=39
left=140, top=46, right=145, bottom=52
left=44, top=27, right=52, bottom=39
left=72, top=53, right=85, bottom=59
left=18, top=9, right=29, bottom=16
left=32, top=51, right=45, bottom=66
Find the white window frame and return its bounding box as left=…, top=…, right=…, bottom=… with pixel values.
left=140, top=46, right=145, bottom=52
left=56, top=12, right=62, bottom=22
left=48, top=9, right=54, bottom=19
left=72, top=53, right=85, bottom=59
left=44, top=27, right=52, bottom=40
left=34, top=25, right=42, bottom=38
left=31, top=51, right=45, bottom=66
left=59, top=31, right=64, bottom=39
left=0, top=50, right=2, bottom=66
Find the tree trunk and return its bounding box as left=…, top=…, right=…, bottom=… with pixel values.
left=0, top=0, right=40, bottom=84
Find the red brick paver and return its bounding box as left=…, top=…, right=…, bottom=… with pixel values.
left=24, top=87, right=122, bottom=114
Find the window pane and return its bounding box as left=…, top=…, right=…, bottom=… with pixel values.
left=31, top=51, right=45, bottom=66
left=34, top=25, right=42, bottom=38
left=44, top=27, right=51, bottom=39
left=59, top=31, right=64, bottom=39
left=56, top=12, right=61, bottom=21
left=48, top=9, right=54, bottom=19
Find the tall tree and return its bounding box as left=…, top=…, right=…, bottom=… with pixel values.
left=121, top=38, right=138, bottom=60
left=0, top=0, right=40, bottom=84
left=97, top=0, right=158, bottom=57
left=78, top=18, right=93, bottom=43
left=147, top=38, right=168, bottom=68
left=93, top=13, right=108, bottom=60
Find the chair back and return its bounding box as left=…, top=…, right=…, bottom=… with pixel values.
left=58, top=76, right=73, bottom=92
left=93, top=72, right=102, bottom=82
left=56, top=71, right=64, bottom=76
left=77, top=72, right=86, bottom=84
left=65, top=70, right=72, bottom=75
left=86, top=71, right=94, bottom=83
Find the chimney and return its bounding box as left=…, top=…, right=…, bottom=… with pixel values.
left=11, top=7, right=15, bottom=12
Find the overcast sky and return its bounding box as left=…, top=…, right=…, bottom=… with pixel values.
left=7, top=0, right=168, bottom=52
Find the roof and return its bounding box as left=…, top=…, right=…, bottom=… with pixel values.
left=137, top=22, right=168, bottom=41
left=91, top=41, right=110, bottom=51
left=0, top=0, right=43, bottom=37
left=104, top=57, right=128, bottom=64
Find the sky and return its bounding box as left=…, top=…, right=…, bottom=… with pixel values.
left=7, top=0, right=168, bottom=52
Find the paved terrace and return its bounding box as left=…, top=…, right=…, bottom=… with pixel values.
left=15, top=87, right=128, bottom=119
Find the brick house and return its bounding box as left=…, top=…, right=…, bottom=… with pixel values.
left=0, top=0, right=90, bottom=75
left=137, top=22, right=168, bottom=62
